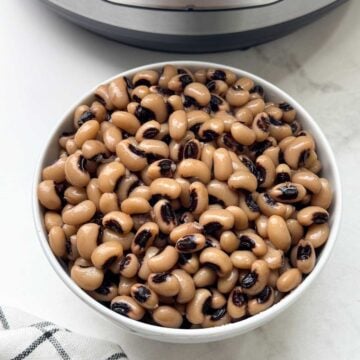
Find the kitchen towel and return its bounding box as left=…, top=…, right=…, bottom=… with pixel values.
left=0, top=306, right=127, bottom=360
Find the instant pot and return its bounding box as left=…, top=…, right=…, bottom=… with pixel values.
left=42, top=0, right=348, bottom=52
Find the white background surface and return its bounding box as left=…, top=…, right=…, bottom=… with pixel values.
left=1, top=1, right=360, bottom=359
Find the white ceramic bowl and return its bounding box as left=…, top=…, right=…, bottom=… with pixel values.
left=33, top=61, right=342, bottom=343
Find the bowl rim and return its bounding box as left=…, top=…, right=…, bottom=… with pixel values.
left=32, top=60, right=342, bottom=339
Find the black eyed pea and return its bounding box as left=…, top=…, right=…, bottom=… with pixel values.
left=194, top=68, right=207, bottom=84
left=226, top=206, right=249, bottom=231
left=81, top=140, right=109, bottom=161
left=111, top=111, right=141, bottom=135
left=120, top=197, right=151, bottom=215
left=188, top=181, right=208, bottom=216
left=169, top=222, right=203, bottom=244
left=226, top=85, right=250, bottom=107
left=217, top=268, right=239, bottom=295
left=252, top=112, right=270, bottom=142
left=176, top=159, right=211, bottom=184
left=234, top=107, right=254, bottom=126
left=198, top=118, right=225, bottom=142
left=62, top=200, right=96, bottom=226
left=268, top=182, right=307, bottom=204
left=138, top=139, right=170, bottom=162
left=239, top=192, right=260, bottom=221
left=268, top=215, right=292, bottom=251
left=305, top=223, right=330, bottom=248
left=297, top=206, right=329, bottom=226
left=73, top=104, right=92, bottom=129
left=131, top=85, right=150, bottom=102
left=101, top=124, right=123, bottom=153
left=42, top=157, right=67, bottom=183
left=76, top=223, right=102, bottom=260
left=86, top=179, right=102, bottom=211
left=240, top=260, right=270, bottom=296
left=169, top=132, right=194, bottom=162
left=255, top=215, right=268, bottom=238
left=279, top=102, right=296, bottom=123
left=307, top=159, right=322, bottom=174
left=193, top=266, right=217, bottom=288
left=275, top=163, right=292, bottom=184
left=227, top=287, right=248, bottom=320
left=230, top=122, right=256, bottom=146
left=276, top=268, right=302, bottom=292
left=207, top=180, right=239, bottom=207
left=99, top=192, right=119, bottom=214
left=48, top=226, right=67, bottom=257
left=129, top=185, right=152, bottom=201
left=238, top=233, right=267, bottom=257
left=268, top=269, right=280, bottom=288
left=167, top=94, right=184, bottom=113
left=182, top=139, right=202, bottom=160
left=263, top=146, right=282, bottom=167
left=91, top=240, right=123, bottom=270
left=256, top=154, right=276, bottom=188
left=118, top=254, right=140, bottom=278
left=207, top=68, right=236, bottom=85
left=294, top=239, right=316, bottom=274
left=199, top=247, right=233, bottom=277
left=66, top=235, right=79, bottom=261
left=95, top=84, right=113, bottom=110
left=133, top=70, right=159, bottom=87
left=38, top=180, right=63, bottom=210
left=135, top=120, right=161, bottom=143
left=202, top=307, right=231, bottom=328
left=168, top=73, right=194, bottom=92
left=90, top=100, right=107, bottom=123
left=204, top=236, right=221, bottom=250
left=247, top=285, right=275, bottom=316
left=175, top=178, right=191, bottom=208
left=115, top=138, right=148, bottom=172
left=207, top=80, right=228, bottom=97
left=292, top=170, right=321, bottom=194
left=230, top=250, right=257, bottom=270
left=150, top=178, right=181, bottom=200
left=228, top=170, right=257, bottom=192
left=286, top=219, right=304, bottom=245
left=70, top=258, right=104, bottom=291
left=74, top=120, right=100, bottom=148
left=108, top=77, right=130, bottom=110
left=278, top=135, right=296, bottom=152
left=199, top=209, right=235, bottom=235
left=62, top=224, right=78, bottom=239
left=209, top=288, right=227, bottom=309
left=103, top=230, right=134, bottom=252
left=256, top=193, right=287, bottom=218
left=148, top=272, right=180, bottom=297
left=311, top=178, right=333, bottom=209
left=187, top=109, right=210, bottom=130
left=265, top=103, right=283, bottom=121
left=98, top=161, right=126, bottom=193
left=284, top=135, right=315, bottom=169
left=200, top=143, right=215, bottom=171
left=89, top=281, right=118, bottom=302
left=213, top=111, right=236, bottom=132
left=167, top=110, right=187, bottom=141
left=118, top=277, right=137, bottom=296
left=138, top=246, right=159, bottom=280
left=245, top=98, right=266, bottom=116
left=65, top=139, right=78, bottom=155
left=176, top=234, right=206, bottom=253
left=184, top=82, right=211, bottom=107
left=140, top=93, right=167, bottom=123
left=213, top=148, right=233, bottom=182
left=153, top=306, right=183, bottom=328
left=116, top=173, right=140, bottom=202
left=172, top=269, right=196, bottom=304
left=186, top=288, right=212, bottom=325
left=102, top=211, right=133, bottom=234
left=147, top=245, right=179, bottom=273
left=178, top=252, right=200, bottom=275
left=220, top=231, right=240, bottom=253
left=268, top=117, right=293, bottom=141
left=132, top=222, right=159, bottom=255
left=44, top=211, right=63, bottom=232
left=159, top=65, right=178, bottom=88
left=130, top=283, right=159, bottom=310
left=110, top=295, right=145, bottom=321
left=153, top=199, right=177, bottom=234
left=249, top=85, right=265, bottom=100
left=261, top=243, right=284, bottom=270
left=64, top=151, right=90, bottom=187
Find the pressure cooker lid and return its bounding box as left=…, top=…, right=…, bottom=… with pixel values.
left=105, top=0, right=279, bottom=10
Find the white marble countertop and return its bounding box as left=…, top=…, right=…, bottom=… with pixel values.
left=1, top=0, right=359, bottom=359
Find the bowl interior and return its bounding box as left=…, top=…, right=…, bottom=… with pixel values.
left=33, top=61, right=342, bottom=343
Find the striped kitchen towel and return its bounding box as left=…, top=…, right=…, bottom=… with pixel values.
left=0, top=306, right=127, bottom=360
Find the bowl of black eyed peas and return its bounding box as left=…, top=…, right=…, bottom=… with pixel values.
left=33, top=61, right=342, bottom=343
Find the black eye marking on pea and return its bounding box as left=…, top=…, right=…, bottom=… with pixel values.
left=203, top=222, right=222, bottom=235
left=143, top=127, right=160, bottom=139
left=275, top=172, right=291, bottom=184
left=209, top=95, right=222, bottom=112
left=177, top=235, right=198, bottom=251
left=134, top=230, right=152, bottom=248
left=156, top=86, right=175, bottom=97
left=96, top=226, right=104, bottom=245
left=263, top=193, right=277, bottom=207
left=277, top=184, right=298, bottom=200
left=279, top=102, right=294, bottom=112
left=128, top=179, right=142, bottom=197
left=78, top=111, right=95, bottom=127
left=241, top=157, right=258, bottom=178
left=299, top=150, right=310, bottom=166
left=65, top=239, right=72, bottom=256
left=211, top=70, right=226, bottom=81
left=135, top=105, right=156, bottom=124
left=249, top=85, right=264, bottom=97
left=188, top=189, right=198, bottom=212
left=245, top=193, right=260, bottom=212
left=179, top=212, right=192, bottom=224
left=208, top=195, right=225, bottom=207
left=95, top=283, right=111, bottom=295
left=166, top=102, right=174, bottom=115
left=210, top=306, right=227, bottom=321
left=179, top=74, right=193, bottom=88
left=119, top=255, right=131, bottom=271
left=158, top=159, right=174, bottom=177
left=297, top=244, right=312, bottom=260
left=202, top=130, right=219, bottom=142
left=95, top=94, right=106, bottom=106
left=239, top=235, right=255, bottom=251
left=152, top=272, right=170, bottom=283
left=178, top=252, right=192, bottom=265
left=256, top=115, right=270, bottom=132
left=160, top=202, right=176, bottom=224
left=206, top=80, right=216, bottom=92
left=189, top=123, right=202, bottom=136
left=134, top=286, right=151, bottom=303
left=232, top=289, right=247, bottom=306
left=313, top=212, right=329, bottom=224
left=240, top=271, right=258, bottom=289
left=183, top=140, right=199, bottom=159
left=91, top=212, right=104, bottom=225
left=204, top=238, right=217, bottom=249
left=104, top=220, right=123, bottom=233
left=134, top=79, right=151, bottom=87
left=290, top=122, right=300, bottom=135
left=128, top=144, right=146, bottom=158
left=222, top=133, right=244, bottom=154
left=111, top=302, right=131, bottom=316
left=256, top=164, right=266, bottom=185
left=78, top=155, right=87, bottom=172
left=102, top=256, right=118, bottom=269
left=202, top=296, right=213, bottom=315
left=132, top=94, right=141, bottom=103
left=257, top=286, right=272, bottom=304
left=183, top=95, right=198, bottom=108
left=249, top=139, right=273, bottom=157
left=269, top=116, right=284, bottom=126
